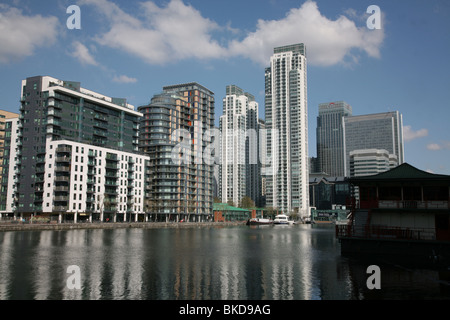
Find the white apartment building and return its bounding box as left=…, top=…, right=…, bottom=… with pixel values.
left=42, top=140, right=149, bottom=223
left=265, top=44, right=309, bottom=217
left=219, top=85, right=259, bottom=206
left=0, top=117, right=20, bottom=216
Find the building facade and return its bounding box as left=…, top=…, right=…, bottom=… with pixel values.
left=219, top=85, right=260, bottom=207
left=343, top=111, right=404, bottom=177
left=349, top=148, right=398, bottom=177
left=0, top=116, right=19, bottom=215
left=0, top=110, right=19, bottom=198
left=264, top=43, right=309, bottom=217
left=316, top=101, right=352, bottom=177
left=139, top=83, right=215, bottom=222
left=10, top=76, right=148, bottom=221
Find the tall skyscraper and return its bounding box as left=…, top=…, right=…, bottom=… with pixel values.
left=12, top=76, right=149, bottom=222
left=264, top=43, right=309, bottom=217
left=219, top=85, right=259, bottom=207
left=139, top=82, right=215, bottom=222
left=316, top=101, right=352, bottom=177
left=343, top=111, right=404, bottom=177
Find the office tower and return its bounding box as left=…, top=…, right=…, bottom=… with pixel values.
left=309, top=157, right=319, bottom=174
left=219, top=85, right=260, bottom=207
left=14, top=76, right=148, bottom=222
left=349, top=149, right=398, bottom=177
left=316, top=101, right=352, bottom=176
left=139, top=82, right=215, bottom=222
left=264, top=43, right=309, bottom=217
left=0, top=115, right=19, bottom=215
left=343, top=111, right=404, bottom=177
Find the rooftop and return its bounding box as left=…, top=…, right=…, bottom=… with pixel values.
left=349, top=163, right=450, bottom=183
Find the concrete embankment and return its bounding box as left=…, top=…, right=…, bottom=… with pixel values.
left=0, top=221, right=247, bottom=232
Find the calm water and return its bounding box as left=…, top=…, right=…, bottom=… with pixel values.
left=1, top=224, right=449, bottom=300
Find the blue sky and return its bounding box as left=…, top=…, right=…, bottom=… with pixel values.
left=0, top=0, right=449, bottom=173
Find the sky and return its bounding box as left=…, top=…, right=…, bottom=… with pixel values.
left=0, top=0, right=449, bottom=174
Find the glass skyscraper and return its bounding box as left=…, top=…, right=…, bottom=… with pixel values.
left=316, top=101, right=352, bottom=177
left=343, top=111, right=404, bottom=177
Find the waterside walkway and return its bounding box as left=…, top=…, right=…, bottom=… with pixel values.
left=0, top=221, right=247, bottom=232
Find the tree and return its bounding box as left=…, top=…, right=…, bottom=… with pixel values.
left=239, top=196, right=255, bottom=209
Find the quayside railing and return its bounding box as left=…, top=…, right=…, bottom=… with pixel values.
left=336, top=224, right=436, bottom=241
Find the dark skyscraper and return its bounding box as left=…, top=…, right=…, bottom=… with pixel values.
left=316, top=101, right=352, bottom=177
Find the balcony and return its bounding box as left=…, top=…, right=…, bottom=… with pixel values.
left=105, top=163, right=119, bottom=170
left=54, top=186, right=69, bottom=192
left=53, top=205, right=68, bottom=212
left=93, top=129, right=107, bottom=137
left=54, top=196, right=69, bottom=202
left=56, top=146, right=71, bottom=153
left=47, top=118, right=61, bottom=127
left=54, top=176, right=70, bottom=182
left=55, top=166, right=70, bottom=172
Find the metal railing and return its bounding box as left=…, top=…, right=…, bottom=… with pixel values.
left=336, top=224, right=436, bottom=241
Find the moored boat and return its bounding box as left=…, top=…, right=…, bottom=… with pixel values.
left=273, top=214, right=293, bottom=225
left=246, top=218, right=273, bottom=225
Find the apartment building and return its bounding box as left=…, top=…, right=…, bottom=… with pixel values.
left=139, top=83, right=215, bottom=222
left=0, top=115, right=19, bottom=216
left=219, top=85, right=260, bottom=207
left=10, top=76, right=149, bottom=222
left=264, top=43, right=309, bottom=217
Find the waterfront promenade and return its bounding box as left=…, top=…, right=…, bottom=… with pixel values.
left=0, top=221, right=247, bottom=232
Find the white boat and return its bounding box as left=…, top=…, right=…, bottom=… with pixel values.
left=273, top=214, right=293, bottom=225
left=247, top=218, right=273, bottom=225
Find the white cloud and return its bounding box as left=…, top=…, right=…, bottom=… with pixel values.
left=70, top=41, right=99, bottom=66
left=229, top=1, right=384, bottom=66
left=427, top=141, right=450, bottom=151
left=113, top=75, right=137, bottom=84
left=80, top=0, right=226, bottom=65
left=427, top=143, right=442, bottom=151
left=403, top=125, right=428, bottom=142
left=0, top=6, right=59, bottom=63
left=80, top=0, right=384, bottom=67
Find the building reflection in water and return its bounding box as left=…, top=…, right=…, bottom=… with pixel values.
left=1, top=226, right=450, bottom=300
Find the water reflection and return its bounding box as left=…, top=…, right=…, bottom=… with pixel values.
left=0, top=225, right=449, bottom=300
